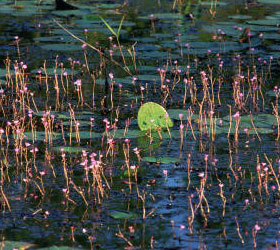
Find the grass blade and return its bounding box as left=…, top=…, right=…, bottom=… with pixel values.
left=99, top=16, right=117, bottom=37
left=117, top=15, right=125, bottom=38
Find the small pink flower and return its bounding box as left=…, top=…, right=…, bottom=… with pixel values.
left=74, top=79, right=82, bottom=86
left=109, top=72, right=114, bottom=80
left=204, top=154, right=209, bottom=161
left=180, top=225, right=185, bottom=230
left=198, top=172, right=204, bottom=178
left=233, top=111, right=240, bottom=119
left=254, top=224, right=261, bottom=231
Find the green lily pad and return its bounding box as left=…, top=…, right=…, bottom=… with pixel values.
left=142, top=156, right=158, bottom=163
left=137, top=102, right=173, bottom=131
left=200, top=1, right=228, bottom=6
left=0, top=68, right=8, bottom=78
left=0, top=240, right=35, bottom=250
left=258, top=0, right=279, bottom=3
left=168, top=109, right=192, bottom=121
left=106, top=129, right=142, bottom=139
left=67, top=131, right=101, bottom=140
left=109, top=210, right=138, bottom=219
left=30, top=68, right=78, bottom=76
left=51, top=146, right=86, bottom=154
left=228, top=15, right=252, bottom=20
left=142, top=156, right=179, bottom=164
left=39, top=247, right=79, bottom=250
left=247, top=19, right=280, bottom=26
left=34, top=111, right=59, bottom=117
left=24, top=131, right=62, bottom=142
left=40, top=43, right=82, bottom=51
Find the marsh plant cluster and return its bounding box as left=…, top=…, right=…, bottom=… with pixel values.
left=1, top=0, right=280, bottom=249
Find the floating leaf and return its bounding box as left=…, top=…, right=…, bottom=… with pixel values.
left=24, top=131, right=62, bottom=142
left=137, top=102, right=173, bottom=131
left=200, top=1, right=228, bottom=6
left=39, top=246, right=79, bottom=250
left=257, top=0, right=279, bottom=3
left=106, top=129, right=142, bottom=139
left=247, top=19, right=280, bottom=26
left=228, top=15, right=252, bottom=20
left=109, top=210, right=138, bottom=219
left=142, top=156, right=179, bottom=164
left=0, top=240, right=35, bottom=250
left=67, top=131, right=101, bottom=140
left=159, top=157, right=180, bottom=164
left=168, top=109, right=192, bottom=121
left=142, top=156, right=158, bottom=163
left=40, top=43, right=82, bottom=51
left=30, top=68, right=78, bottom=76
left=51, top=146, right=87, bottom=154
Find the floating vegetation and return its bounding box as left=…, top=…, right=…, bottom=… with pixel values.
left=137, top=102, right=173, bottom=131
left=1, top=0, right=280, bottom=249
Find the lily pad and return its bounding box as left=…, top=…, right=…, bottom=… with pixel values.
left=0, top=240, right=35, bottom=250
left=228, top=15, right=252, bottom=20
left=39, top=247, right=79, bottom=250
left=258, top=0, right=279, bottom=3
left=137, top=102, right=173, bottom=131
left=40, top=43, right=82, bottom=51
left=247, top=19, right=280, bottom=26
left=67, top=131, right=101, bottom=140
left=142, top=156, right=179, bottom=164
left=106, top=129, right=142, bottom=139
left=24, top=131, right=62, bottom=142
left=168, top=109, right=192, bottom=121
left=200, top=1, right=228, bottom=6
left=109, top=210, right=138, bottom=219
left=31, top=68, right=78, bottom=76
left=141, top=156, right=158, bottom=163
left=51, top=146, right=87, bottom=154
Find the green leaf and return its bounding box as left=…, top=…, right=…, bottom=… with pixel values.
left=67, top=131, right=101, bottom=139
left=99, top=16, right=117, bottom=37
left=137, top=102, right=173, bottom=131
left=117, top=15, right=125, bottom=38
left=38, top=246, right=79, bottom=250
left=24, top=131, right=62, bottom=142
left=142, top=156, right=179, bottom=164
left=51, top=146, right=87, bottom=154
left=0, top=240, right=35, bottom=250
left=142, top=156, right=158, bottom=163
left=109, top=210, right=138, bottom=219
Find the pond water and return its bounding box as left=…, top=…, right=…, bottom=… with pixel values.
left=1, top=0, right=280, bottom=249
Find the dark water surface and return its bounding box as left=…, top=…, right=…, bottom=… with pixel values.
left=1, top=0, right=280, bottom=249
